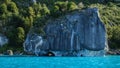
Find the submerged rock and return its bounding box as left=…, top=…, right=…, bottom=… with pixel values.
left=24, top=8, right=108, bottom=56
left=0, top=34, right=8, bottom=47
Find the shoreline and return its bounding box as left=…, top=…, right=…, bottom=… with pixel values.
left=106, top=49, right=120, bottom=55
left=0, top=54, right=119, bottom=57
left=0, top=49, right=120, bottom=56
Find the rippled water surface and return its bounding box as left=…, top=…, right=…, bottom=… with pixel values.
left=0, top=55, right=120, bottom=68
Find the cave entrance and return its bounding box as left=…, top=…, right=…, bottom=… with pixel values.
left=45, top=51, right=55, bottom=56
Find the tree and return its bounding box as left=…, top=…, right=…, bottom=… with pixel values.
left=32, top=3, right=42, bottom=18
left=7, top=27, right=25, bottom=47
left=112, top=26, right=120, bottom=42
left=23, top=17, right=33, bottom=34
left=55, top=1, right=68, bottom=12
left=0, top=3, right=8, bottom=34
left=53, top=5, right=59, bottom=12
left=28, top=6, right=35, bottom=17
left=107, top=25, right=120, bottom=49
left=16, top=27, right=25, bottom=46
left=78, top=2, right=84, bottom=9
left=6, top=15, right=24, bottom=28
left=51, top=5, right=61, bottom=18
left=41, top=4, right=50, bottom=15
left=67, top=2, right=78, bottom=11
left=4, top=0, right=11, bottom=4
left=0, top=3, right=7, bottom=15
left=7, top=2, right=19, bottom=15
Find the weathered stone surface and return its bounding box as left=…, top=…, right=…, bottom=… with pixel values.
left=24, top=8, right=108, bottom=56
left=7, top=50, right=13, bottom=55
left=0, top=34, right=8, bottom=47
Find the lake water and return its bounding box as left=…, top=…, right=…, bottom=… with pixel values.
left=0, top=55, right=120, bottom=68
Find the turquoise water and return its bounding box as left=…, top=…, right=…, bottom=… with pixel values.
left=0, top=56, right=120, bottom=68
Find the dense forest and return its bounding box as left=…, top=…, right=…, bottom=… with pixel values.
left=0, top=0, right=120, bottom=52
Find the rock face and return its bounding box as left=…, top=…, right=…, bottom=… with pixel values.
left=24, top=8, right=108, bottom=56
left=7, top=50, right=13, bottom=55
left=0, top=34, right=8, bottom=47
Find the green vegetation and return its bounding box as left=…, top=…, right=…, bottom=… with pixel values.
left=0, top=0, right=120, bottom=52
left=89, top=3, right=120, bottom=49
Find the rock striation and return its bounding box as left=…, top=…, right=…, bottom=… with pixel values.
left=0, top=34, right=8, bottom=47
left=24, top=8, right=108, bottom=56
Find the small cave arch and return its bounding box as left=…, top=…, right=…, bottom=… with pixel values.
left=80, top=54, right=83, bottom=57
left=45, top=51, right=55, bottom=57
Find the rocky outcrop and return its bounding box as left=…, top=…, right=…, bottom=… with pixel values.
left=7, top=50, right=13, bottom=55
left=106, top=49, right=120, bottom=55
left=0, top=34, right=8, bottom=47
left=24, top=8, right=108, bottom=56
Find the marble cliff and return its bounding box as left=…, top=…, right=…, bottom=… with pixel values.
left=0, top=34, right=8, bottom=47
left=24, top=8, right=108, bottom=56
